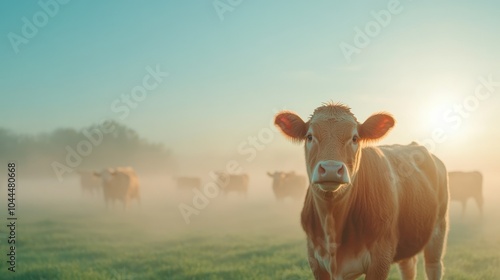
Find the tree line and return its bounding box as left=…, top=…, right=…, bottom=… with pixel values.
left=0, top=120, right=175, bottom=178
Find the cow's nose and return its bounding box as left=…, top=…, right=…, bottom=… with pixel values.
left=312, top=160, right=350, bottom=184
left=318, top=162, right=344, bottom=177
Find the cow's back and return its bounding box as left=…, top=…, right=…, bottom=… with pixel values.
left=378, top=144, right=448, bottom=261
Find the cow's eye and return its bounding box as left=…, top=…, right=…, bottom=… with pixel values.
left=306, top=134, right=313, bottom=142
left=352, top=135, right=359, bottom=144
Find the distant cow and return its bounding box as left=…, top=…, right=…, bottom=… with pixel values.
left=76, top=170, right=101, bottom=196
left=215, top=172, right=249, bottom=196
left=275, top=103, right=449, bottom=279
left=267, top=171, right=306, bottom=201
left=174, top=177, right=201, bottom=190
left=448, top=171, right=483, bottom=217
left=94, top=167, right=141, bottom=208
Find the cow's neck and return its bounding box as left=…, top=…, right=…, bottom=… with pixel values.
left=301, top=183, right=360, bottom=260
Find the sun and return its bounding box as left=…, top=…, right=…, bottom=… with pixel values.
left=422, top=88, right=459, bottom=130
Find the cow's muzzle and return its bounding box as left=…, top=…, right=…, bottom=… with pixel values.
left=311, top=160, right=350, bottom=191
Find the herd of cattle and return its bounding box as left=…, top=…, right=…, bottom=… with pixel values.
left=78, top=167, right=484, bottom=215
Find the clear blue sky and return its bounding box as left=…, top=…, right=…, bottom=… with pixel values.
left=1, top=0, right=499, bottom=171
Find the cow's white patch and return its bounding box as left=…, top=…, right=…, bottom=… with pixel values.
left=313, top=248, right=333, bottom=275
left=313, top=245, right=370, bottom=280
left=336, top=249, right=370, bottom=280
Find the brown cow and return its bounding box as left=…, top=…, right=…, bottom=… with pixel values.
left=267, top=171, right=306, bottom=201
left=76, top=170, right=101, bottom=196
left=448, top=171, right=483, bottom=217
left=94, top=167, right=141, bottom=208
left=214, top=172, right=249, bottom=196
left=275, top=103, right=449, bottom=280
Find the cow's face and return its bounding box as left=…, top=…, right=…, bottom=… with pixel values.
left=94, top=168, right=116, bottom=183
left=275, top=104, right=394, bottom=192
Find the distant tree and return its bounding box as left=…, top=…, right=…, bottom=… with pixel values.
left=0, top=121, right=174, bottom=178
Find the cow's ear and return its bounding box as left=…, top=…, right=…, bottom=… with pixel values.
left=275, top=111, right=307, bottom=142
left=267, top=172, right=274, bottom=177
left=359, top=113, right=395, bottom=141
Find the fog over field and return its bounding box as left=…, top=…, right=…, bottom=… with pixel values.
left=0, top=168, right=499, bottom=279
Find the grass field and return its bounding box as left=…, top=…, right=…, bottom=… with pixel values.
left=1, top=175, right=499, bottom=280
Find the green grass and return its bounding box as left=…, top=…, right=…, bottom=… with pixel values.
left=0, top=182, right=499, bottom=280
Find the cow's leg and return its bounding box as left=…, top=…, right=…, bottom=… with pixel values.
left=424, top=218, right=448, bottom=280
left=306, top=245, right=331, bottom=280
left=365, top=243, right=393, bottom=280
left=461, top=200, right=467, bottom=219
left=398, top=255, right=418, bottom=280
left=137, top=194, right=141, bottom=206
left=133, top=189, right=141, bottom=206
left=474, top=195, right=484, bottom=217
left=365, top=259, right=391, bottom=280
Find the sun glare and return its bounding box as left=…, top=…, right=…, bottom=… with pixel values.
left=423, top=88, right=460, bottom=130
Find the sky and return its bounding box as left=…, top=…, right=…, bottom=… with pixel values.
left=1, top=0, right=500, bottom=174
